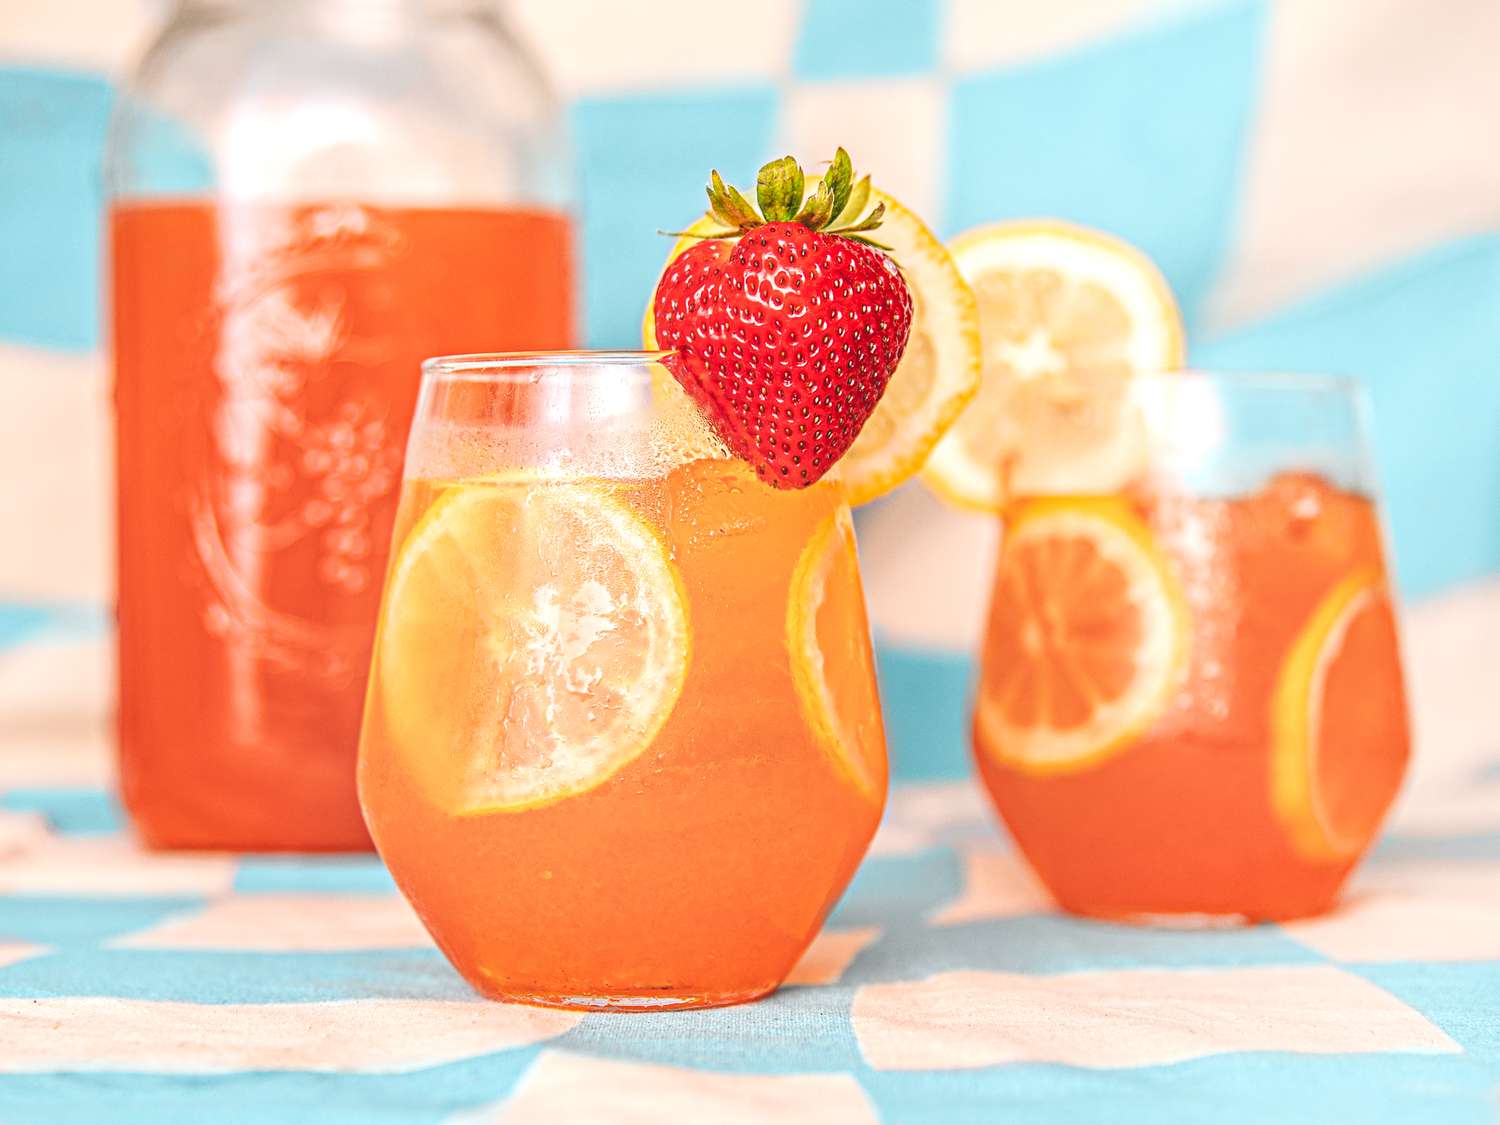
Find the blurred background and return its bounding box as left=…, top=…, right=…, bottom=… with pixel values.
left=1, top=0, right=1497, bottom=820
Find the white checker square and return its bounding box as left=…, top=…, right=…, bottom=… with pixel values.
left=929, top=845, right=1051, bottom=925
left=856, top=480, right=998, bottom=651
left=0, top=0, right=163, bottom=73
left=508, top=0, right=802, bottom=99
left=869, top=779, right=994, bottom=857
left=0, top=345, right=111, bottom=604
left=1283, top=861, right=1500, bottom=963
left=943, top=0, right=1206, bottom=73
left=1206, top=0, right=1500, bottom=328
left=474, top=1050, right=878, bottom=1125
left=0, top=834, right=236, bottom=898
left=785, top=926, right=881, bottom=987
left=110, top=893, right=434, bottom=952
left=0, top=942, right=46, bottom=971
left=779, top=78, right=947, bottom=233
left=0, top=997, right=579, bottom=1074
left=852, top=964, right=1459, bottom=1070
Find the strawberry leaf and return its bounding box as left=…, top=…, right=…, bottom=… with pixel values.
left=707, top=170, right=761, bottom=231
left=830, top=201, right=886, bottom=236
left=757, top=156, right=805, bottom=223
left=824, top=148, right=854, bottom=225
left=794, top=180, right=836, bottom=229
left=833, top=174, right=871, bottom=228
left=659, top=226, right=741, bottom=241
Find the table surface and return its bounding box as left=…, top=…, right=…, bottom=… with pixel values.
left=1, top=600, right=1498, bottom=1124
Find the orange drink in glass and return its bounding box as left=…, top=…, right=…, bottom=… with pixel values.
left=358, top=352, right=887, bottom=1009
left=112, top=202, right=574, bottom=851
left=973, top=373, right=1410, bottom=922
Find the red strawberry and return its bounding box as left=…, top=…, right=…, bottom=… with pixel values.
left=653, top=149, right=913, bottom=489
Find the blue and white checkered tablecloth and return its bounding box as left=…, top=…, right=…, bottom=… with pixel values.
left=1, top=612, right=1498, bottom=1123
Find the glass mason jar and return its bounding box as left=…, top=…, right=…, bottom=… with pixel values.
left=359, top=353, right=888, bottom=1009
left=105, top=0, right=577, bottom=851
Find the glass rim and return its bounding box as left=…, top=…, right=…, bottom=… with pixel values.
left=417, top=356, right=1362, bottom=397
left=421, top=350, right=672, bottom=382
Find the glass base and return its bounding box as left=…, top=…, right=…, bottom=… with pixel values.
left=1059, top=894, right=1343, bottom=926
left=480, top=985, right=777, bottom=1012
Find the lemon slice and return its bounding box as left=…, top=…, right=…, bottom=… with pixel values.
left=787, top=507, right=887, bottom=801
left=1271, top=569, right=1409, bottom=860
left=975, top=497, right=1189, bottom=775
left=643, top=188, right=981, bottom=506
left=378, top=478, right=690, bottom=814
left=923, top=220, right=1185, bottom=511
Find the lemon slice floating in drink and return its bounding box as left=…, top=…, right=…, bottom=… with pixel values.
left=1271, top=569, right=1409, bottom=860
left=787, top=507, right=887, bottom=801
left=924, top=220, right=1185, bottom=510
left=645, top=186, right=981, bottom=505
left=377, top=478, right=690, bottom=814
left=974, top=497, right=1189, bottom=775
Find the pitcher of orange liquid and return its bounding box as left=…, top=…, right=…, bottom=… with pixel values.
left=105, top=0, right=576, bottom=850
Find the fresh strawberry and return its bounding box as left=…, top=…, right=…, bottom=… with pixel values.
left=653, top=149, right=913, bottom=489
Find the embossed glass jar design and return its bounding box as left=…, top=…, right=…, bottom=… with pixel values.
left=106, top=0, right=576, bottom=850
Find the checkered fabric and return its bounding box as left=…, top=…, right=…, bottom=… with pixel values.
left=1, top=609, right=1498, bottom=1121
left=2, top=0, right=1499, bottom=1119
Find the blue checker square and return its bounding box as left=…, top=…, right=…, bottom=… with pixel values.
left=0, top=603, right=68, bottom=650
left=1, top=787, right=123, bottom=836
left=876, top=643, right=975, bottom=782
left=0, top=601, right=106, bottom=652
left=794, top=0, right=942, bottom=80
left=0, top=896, right=204, bottom=948
left=556, top=985, right=867, bottom=1075
left=0, top=948, right=469, bottom=1005
left=1356, top=963, right=1500, bottom=1064
left=0, top=1052, right=543, bottom=1125
left=0, top=69, right=114, bottom=351
left=862, top=1053, right=1498, bottom=1125
left=828, top=848, right=965, bottom=929
left=570, top=85, right=779, bottom=349
left=945, top=0, right=1266, bottom=330
left=1198, top=234, right=1500, bottom=599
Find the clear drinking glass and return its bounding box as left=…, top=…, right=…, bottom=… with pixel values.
left=972, top=372, right=1411, bottom=922
left=357, top=352, right=888, bottom=1009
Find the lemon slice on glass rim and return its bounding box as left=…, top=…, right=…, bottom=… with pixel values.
left=923, top=220, right=1185, bottom=511
left=376, top=476, right=690, bottom=815
left=644, top=185, right=981, bottom=505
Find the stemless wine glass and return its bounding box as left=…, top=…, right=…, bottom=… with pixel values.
left=358, top=352, right=888, bottom=1009
left=972, top=372, right=1410, bottom=923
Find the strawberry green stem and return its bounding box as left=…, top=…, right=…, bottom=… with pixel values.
left=695, top=147, right=889, bottom=246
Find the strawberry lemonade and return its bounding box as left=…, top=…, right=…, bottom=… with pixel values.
left=976, top=471, right=1409, bottom=921
left=927, top=223, right=1410, bottom=922
left=358, top=359, right=886, bottom=1007
left=359, top=151, right=980, bottom=1008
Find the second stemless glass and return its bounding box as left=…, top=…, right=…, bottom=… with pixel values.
left=973, top=372, right=1411, bottom=923
left=358, top=352, right=888, bottom=1009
